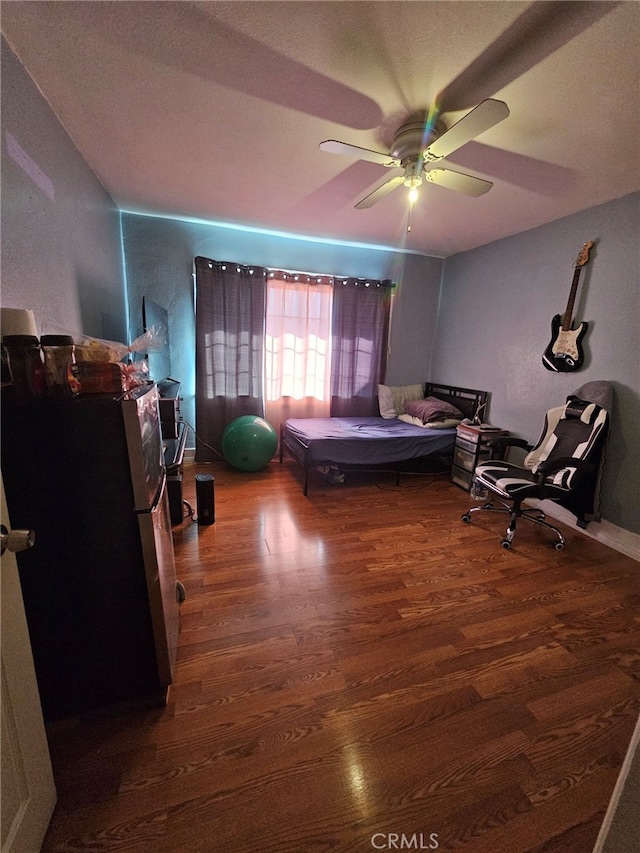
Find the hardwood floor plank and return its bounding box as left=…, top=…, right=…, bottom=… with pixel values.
left=526, top=670, right=638, bottom=723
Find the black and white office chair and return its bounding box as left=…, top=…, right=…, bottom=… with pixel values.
left=461, top=392, right=609, bottom=550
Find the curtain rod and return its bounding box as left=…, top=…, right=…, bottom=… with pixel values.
left=195, top=256, right=395, bottom=287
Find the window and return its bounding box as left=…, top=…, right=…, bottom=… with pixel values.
left=265, top=273, right=333, bottom=423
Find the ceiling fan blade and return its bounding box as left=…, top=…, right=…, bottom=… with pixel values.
left=354, top=176, right=405, bottom=209
left=425, top=169, right=493, bottom=197
left=424, top=99, right=509, bottom=161
left=319, top=140, right=399, bottom=167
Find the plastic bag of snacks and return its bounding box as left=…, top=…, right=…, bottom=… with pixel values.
left=77, top=359, right=150, bottom=394
left=74, top=326, right=166, bottom=363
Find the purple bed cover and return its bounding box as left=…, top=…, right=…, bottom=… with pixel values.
left=284, top=417, right=457, bottom=466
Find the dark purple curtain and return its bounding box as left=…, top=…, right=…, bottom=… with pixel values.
left=330, top=277, right=393, bottom=417
left=194, top=257, right=266, bottom=461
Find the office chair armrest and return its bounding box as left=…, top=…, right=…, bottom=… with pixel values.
left=485, top=436, right=532, bottom=452
left=535, top=456, right=596, bottom=485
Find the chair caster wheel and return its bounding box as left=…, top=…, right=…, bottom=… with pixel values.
left=461, top=514, right=471, bottom=523
left=554, top=541, right=565, bottom=551
left=501, top=539, right=511, bottom=549
left=176, top=580, right=186, bottom=603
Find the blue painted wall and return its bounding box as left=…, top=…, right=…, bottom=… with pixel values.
left=121, top=213, right=444, bottom=430
left=0, top=38, right=126, bottom=343
left=433, top=192, right=640, bottom=533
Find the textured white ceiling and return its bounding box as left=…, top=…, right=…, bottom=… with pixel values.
left=2, top=1, right=639, bottom=256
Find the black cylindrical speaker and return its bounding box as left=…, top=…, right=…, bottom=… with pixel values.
left=195, top=473, right=215, bottom=525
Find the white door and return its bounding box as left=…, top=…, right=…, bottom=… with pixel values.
left=1, top=474, right=56, bottom=852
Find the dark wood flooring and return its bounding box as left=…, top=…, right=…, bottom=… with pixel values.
left=42, top=459, right=640, bottom=852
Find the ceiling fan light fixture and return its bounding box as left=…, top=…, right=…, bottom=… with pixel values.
left=403, top=173, right=422, bottom=189
left=403, top=174, right=422, bottom=205
left=403, top=164, right=423, bottom=205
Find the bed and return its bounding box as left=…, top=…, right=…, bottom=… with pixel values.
left=280, top=382, right=488, bottom=494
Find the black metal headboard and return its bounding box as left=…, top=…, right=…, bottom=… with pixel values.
left=424, top=382, right=489, bottom=422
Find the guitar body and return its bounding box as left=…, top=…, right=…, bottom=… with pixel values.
left=542, top=313, right=588, bottom=372
left=542, top=241, right=593, bottom=373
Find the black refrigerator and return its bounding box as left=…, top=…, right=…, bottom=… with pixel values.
left=1, top=383, right=179, bottom=720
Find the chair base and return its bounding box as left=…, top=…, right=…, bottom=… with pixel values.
left=461, top=497, right=565, bottom=550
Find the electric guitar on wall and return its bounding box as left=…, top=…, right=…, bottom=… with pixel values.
left=542, top=241, right=593, bottom=372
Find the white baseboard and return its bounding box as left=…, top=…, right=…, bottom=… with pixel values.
left=528, top=499, right=640, bottom=562
left=591, top=711, right=640, bottom=853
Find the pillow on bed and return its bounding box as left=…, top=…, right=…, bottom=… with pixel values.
left=404, top=396, right=463, bottom=425
left=399, top=414, right=462, bottom=429
left=378, top=383, right=424, bottom=419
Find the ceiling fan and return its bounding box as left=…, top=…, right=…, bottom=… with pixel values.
left=319, top=99, right=509, bottom=209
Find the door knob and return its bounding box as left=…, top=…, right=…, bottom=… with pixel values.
left=0, top=524, right=36, bottom=556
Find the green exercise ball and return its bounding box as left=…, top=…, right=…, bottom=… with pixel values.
left=221, top=415, right=278, bottom=472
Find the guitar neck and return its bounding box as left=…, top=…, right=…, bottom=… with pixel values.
left=562, top=266, right=582, bottom=331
